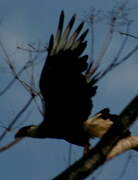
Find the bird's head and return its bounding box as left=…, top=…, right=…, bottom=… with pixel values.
left=15, top=125, right=39, bottom=138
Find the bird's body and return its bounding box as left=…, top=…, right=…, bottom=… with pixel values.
left=15, top=11, right=135, bottom=153
left=15, top=11, right=97, bottom=149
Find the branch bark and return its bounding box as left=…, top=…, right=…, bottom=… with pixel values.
left=52, top=94, right=138, bottom=180
left=107, top=135, right=138, bottom=159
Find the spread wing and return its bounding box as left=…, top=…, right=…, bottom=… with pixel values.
left=39, top=11, right=97, bottom=128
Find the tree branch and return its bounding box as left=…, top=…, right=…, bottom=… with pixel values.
left=107, top=135, right=138, bottom=160
left=0, top=138, right=24, bottom=152
left=52, top=94, right=138, bottom=180
left=0, top=96, right=34, bottom=141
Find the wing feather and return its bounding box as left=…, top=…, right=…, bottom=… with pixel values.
left=39, top=11, right=97, bottom=130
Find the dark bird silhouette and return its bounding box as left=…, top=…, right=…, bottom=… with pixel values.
left=15, top=11, right=135, bottom=153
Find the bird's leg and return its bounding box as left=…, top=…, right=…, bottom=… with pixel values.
left=83, top=144, right=90, bottom=155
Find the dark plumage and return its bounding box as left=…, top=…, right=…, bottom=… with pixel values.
left=16, top=11, right=96, bottom=147
left=15, top=11, right=135, bottom=153
left=37, top=11, right=97, bottom=147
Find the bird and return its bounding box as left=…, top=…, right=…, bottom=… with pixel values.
left=15, top=11, right=135, bottom=154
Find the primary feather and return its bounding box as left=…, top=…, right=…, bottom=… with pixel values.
left=38, top=11, right=97, bottom=146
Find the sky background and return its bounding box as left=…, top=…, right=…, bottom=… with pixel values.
left=0, top=0, right=138, bottom=180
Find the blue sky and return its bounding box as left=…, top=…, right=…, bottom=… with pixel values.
left=0, top=0, right=138, bottom=180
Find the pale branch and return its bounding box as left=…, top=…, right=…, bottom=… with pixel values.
left=52, top=94, right=138, bottom=180
left=107, top=135, right=138, bottom=160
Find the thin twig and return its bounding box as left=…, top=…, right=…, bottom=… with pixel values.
left=0, top=60, right=33, bottom=96
left=86, top=15, right=116, bottom=80
left=0, top=39, right=40, bottom=98
left=96, top=45, right=138, bottom=81
left=119, top=32, right=138, bottom=39
left=0, top=137, right=24, bottom=152
left=0, top=96, right=34, bottom=141
left=17, top=44, right=47, bottom=53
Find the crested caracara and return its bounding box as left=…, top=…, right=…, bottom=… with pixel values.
left=15, top=11, right=134, bottom=154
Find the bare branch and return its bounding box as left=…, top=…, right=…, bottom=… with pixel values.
left=85, top=4, right=138, bottom=84
left=107, top=135, right=138, bottom=160
left=0, top=39, right=41, bottom=98
left=0, top=60, right=36, bottom=96
left=0, top=96, right=33, bottom=141
left=86, top=15, right=116, bottom=79
left=119, top=32, right=138, bottom=39
left=96, top=45, right=138, bottom=82
left=52, top=94, right=138, bottom=180
left=0, top=137, right=24, bottom=152
left=17, top=43, right=47, bottom=53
